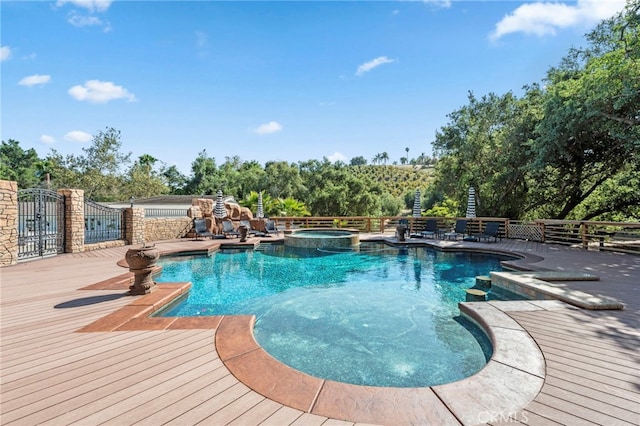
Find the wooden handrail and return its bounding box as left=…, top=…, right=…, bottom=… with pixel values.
left=267, top=216, right=638, bottom=254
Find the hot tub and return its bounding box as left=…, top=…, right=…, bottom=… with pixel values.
left=284, top=228, right=360, bottom=250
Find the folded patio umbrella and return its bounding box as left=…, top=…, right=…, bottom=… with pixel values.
left=257, top=191, right=264, bottom=219
left=215, top=189, right=226, bottom=219
left=412, top=189, right=421, bottom=218
left=466, top=187, right=476, bottom=218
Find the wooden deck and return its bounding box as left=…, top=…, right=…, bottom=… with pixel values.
left=1, top=236, right=639, bottom=425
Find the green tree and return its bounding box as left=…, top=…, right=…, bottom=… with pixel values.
left=0, top=139, right=41, bottom=188
left=423, top=197, right=459, bottom=217
left=299, top=159, right=382, bottom=216
left=274, top=197, right=311, bottom=217
left=528, top=1, right=640, bottom=219
left=161, top=165, right=188, bottom=194
left=380, top=193, right=403, bottom=216
left=350, top=156, right=367, bottom=166
left=239, top=190, right=274, bottom=216
left=185, top=150, right=218, bottom=195
left=49, top=127, right=131, bottom=201
left=236, top=160, right=267, bottom=198
left=263, top=161, right=305, bottom=199
left=380, top=152, right=389, bottom=165
left=123, top=154, right=170, bottom=199
left=34, top=159, right=55, bottom=189
left=432, top=91, right=534, bottom=218
left=43, top=150, right=81, bottom=190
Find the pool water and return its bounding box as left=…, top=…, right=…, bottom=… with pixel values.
left=156, top=243, right=521, bottom=387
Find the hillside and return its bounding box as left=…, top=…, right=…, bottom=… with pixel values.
left=350, top=165, right=435, bottom=197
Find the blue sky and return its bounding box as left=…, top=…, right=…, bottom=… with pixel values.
left=1, top=0, right=627, bottom=175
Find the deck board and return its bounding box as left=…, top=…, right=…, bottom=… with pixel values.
left=226, top=398, right=286, bottom=426
left=102, top=360, right=231, bottom=425
left=2, top=331, right=214, bottom=424
left=64, top=358, right=224, bottom=425
left=1, top=237, right=639, bottom=425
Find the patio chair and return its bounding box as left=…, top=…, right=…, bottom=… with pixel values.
left=443, top=219, right=467, bottom=241
left=476, top=221, right=501, bottom=243
left=193, top=218, right=215, bottom=240
left=221, top=220, right=240, bottom=238
left=419, top=219, right=439, bottom=239
left=264, top=219, right=281, bottom=237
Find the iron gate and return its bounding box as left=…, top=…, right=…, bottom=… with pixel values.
left=84, top=199, right=125, bottom=244
left=17, top=189, right=66, bottom=260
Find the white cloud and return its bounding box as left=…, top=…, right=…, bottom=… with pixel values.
left=423, top=0, right=451, bottom=8
left=18, top=74, right=52, bottom=87
left=56, top=0, right=112, bottom=13
left=490, top=0, right=627, bottom=40
left=1, top=46, right=11, bottom=61
left=64, top=131, right=92, bottom=143
left=68, top=13, right=103, bottom=28
left=252, top=121, right=283, bottom=135
left=68, top=80, right=137, bottom=103
left=328, top=152, right=347, bottom=163
left=56, top=1, right=112, bottom=30
left=356, top=56, right=395, bottom=77
left=40, top=134, right=56, bottom=144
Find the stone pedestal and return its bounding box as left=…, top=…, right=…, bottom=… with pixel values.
left=396, top=225, right=407, bottom=241
left=239, top=225, right=248, bottom=242
left=125, top=243, right=159, bottom=295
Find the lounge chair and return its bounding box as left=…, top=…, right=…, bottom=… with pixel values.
left=419, top=219, right=439, bottom=239
left=443, top=219, right=467, bottom=240
left=264, top=219, right=281, bottom=237
left=193, top=218, right=215, bottom=240
left=221, top=220, right=240, bottom=238
left=476, top=221, right=501, bottom=243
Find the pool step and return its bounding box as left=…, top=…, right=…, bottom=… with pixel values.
left=475, top=275, right=492, bottom=289
left=465, top=288, right=487, bottom=302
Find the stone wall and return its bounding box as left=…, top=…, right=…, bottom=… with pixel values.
left=125, top=208, right=145, bottom=246
left=0, top=180, right=197, bottom=266
left=0, top=180, right=18, bottom=266
left=84, top=239, right=127, bottom=251
left=59, top=188, right=85, bottom=253
left=143, top=217, right=193, bottom=242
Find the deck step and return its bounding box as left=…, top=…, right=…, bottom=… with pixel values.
left=490, top=271, right=623, bottom=310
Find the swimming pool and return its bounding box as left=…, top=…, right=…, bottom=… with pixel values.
left=155, top=243, right=521, bottom=387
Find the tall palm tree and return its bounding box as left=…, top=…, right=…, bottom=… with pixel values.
left=381, top=152, right=389, bottom=165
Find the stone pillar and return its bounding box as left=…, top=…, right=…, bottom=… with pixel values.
left=125, top=207, right=145, bottom=245
left=0, top=180, right=18, bottom=266
left=59, top=189, right=85, bottom=253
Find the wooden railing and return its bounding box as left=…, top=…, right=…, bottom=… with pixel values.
left=268, top=216, right=640, bottom=254
left=536, top=220, right=640, bottom=254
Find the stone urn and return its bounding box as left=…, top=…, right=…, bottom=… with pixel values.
left=239, top=225, right=248, bottom=242
left=125, top=243, right=160, bottom=295
left=396, top=225, right=408, bottom=242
